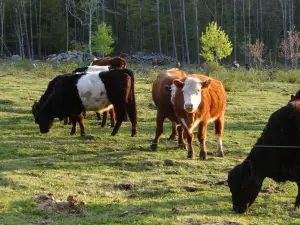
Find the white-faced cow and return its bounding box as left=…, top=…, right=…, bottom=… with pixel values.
left=172, top=74, right=226, bottom=160
left=228, top=99, right=300, bottom=213
left=150, top=68, right=187, bottom=151
left=32, top=69, right=137, bottom=137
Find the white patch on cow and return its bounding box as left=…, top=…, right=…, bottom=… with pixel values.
left=208, top=117, right=217, bottom=123
left=180, top=118, right=189, bottom=131
left=86, top=65, right=110, bottom=73
left=182, top=77, right=202, bottom=113
left=216, top=134, right=224, bottom=156
left=76, top=73, right=111, bottom=112
left=170, top=84, right=177, bottom=104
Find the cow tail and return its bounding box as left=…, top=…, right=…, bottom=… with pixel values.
left=124, top=69, right=138, bottom=131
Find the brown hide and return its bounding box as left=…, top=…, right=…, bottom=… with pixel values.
left=91, top=57, right=127, bottom=69
left=173, top=74, right=226, bottom=159
left=150, top=68, right=187, bottom=151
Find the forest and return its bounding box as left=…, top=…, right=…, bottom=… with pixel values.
left=0, top=0, right=298, bottom=66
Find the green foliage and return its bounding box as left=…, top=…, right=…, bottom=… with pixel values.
left=92, top=23, right=114, bottom=57
left=70, top=40, right=89, bottom=53
left=200, top=22, right=233, bottom=62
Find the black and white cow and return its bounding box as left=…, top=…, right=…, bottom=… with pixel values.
left=32, top=69, right=137, bottom=136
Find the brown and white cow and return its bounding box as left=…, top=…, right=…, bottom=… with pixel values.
left=150, top=68, right=187, bottom=151
left=91, top=57, right=127, bottom=69
left=172, top=74, right=226, bottom=160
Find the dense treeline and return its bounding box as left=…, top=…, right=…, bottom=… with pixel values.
left=0, top=0, right=298, bottom=65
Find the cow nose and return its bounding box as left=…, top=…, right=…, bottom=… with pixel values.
left=185, top=104, right=193, bottom=111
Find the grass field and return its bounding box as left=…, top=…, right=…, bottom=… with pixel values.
left=1, top=65, right=300, bottom=225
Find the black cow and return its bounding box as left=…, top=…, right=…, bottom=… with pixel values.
left=32, top=69, right=137, bottom=137
left=228, top=99, right=300, bottom=213
left=290, top=89, right=300, bottom=102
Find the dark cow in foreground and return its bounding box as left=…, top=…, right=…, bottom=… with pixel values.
left=172, top=74, right=226, bottom=159
left=150, top=68, right=187, bottom=151
left=32, top=69, right=137, bottom=137
left=91, top=57, right=127, bottom=69
left=228, top=99, right=300, bottom=213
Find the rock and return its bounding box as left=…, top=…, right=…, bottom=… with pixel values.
left=11, top=55, right=22, bottom=60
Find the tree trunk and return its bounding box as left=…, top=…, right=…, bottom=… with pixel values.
left=214, top=0, right=217, bottom=23
left=242, top=0, right=246, bottom=63
left=30, top=0, right=34, bottom=59
left=125, top=0, right=129, bottom=53
left=193, top=0, right=199, bottom=64
left=88, top=6, right=93, bottom=56
left=248, top=0, right=251, bottom=65
left=168, top=0, right=177, bottom=60
left=156, top=0, right=162, bottom=54
left=259, top=0, right=263, bottom=41
left=65, top=0, right=69, bottom=51
left=102, top=0, right=105, bottom=23
left=221, top=0, right=224, bottom=27
left=113, top=0, right=120, bottom=53
left=233, top=0, right=237, bottom=61
left=0, top=0, right=4, bottom=56
left=139, top=0, right=143, bottom=51
left=179, top=0, right=184, bottom=63
left=181, top=0, right=190, bottom=64
left=21, top=0, right=32, bottom=59
left=38, top=0, right=41, bottom=58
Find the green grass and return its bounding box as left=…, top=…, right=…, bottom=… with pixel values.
left=1, top=64, right=300, bottom=224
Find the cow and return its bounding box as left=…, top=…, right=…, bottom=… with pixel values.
left=172, top=74, right=226, bottom=160
left=91, top=57, right=127, bottom=69
left=32, top=69, right=137, bottom=137
left=228, top=99, right=300, bottom=214
left=150, top=68, right=187, bottom=151
left=72, top=65, right=116, bottom=127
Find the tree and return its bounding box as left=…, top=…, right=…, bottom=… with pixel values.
left=200, top=22, right=232, bottom=62
left=92, top=23, right=114, bottom=57
left=249, top=39, right=265, bottom=68
left=279, top=27, right=300, bottom=68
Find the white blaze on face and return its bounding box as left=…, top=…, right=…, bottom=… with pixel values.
left=182, top=77, right=202, bottom=113
left=77, top=72, right=111, bottom=112
left=170, top=84, right=177, bottom=104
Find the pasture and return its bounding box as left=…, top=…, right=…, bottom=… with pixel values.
left=0, top=63, right=300, bottom=224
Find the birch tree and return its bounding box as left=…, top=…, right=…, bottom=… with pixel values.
left=181, top=0, right=190, bottom=64
left=156, top=0, right=162, bottom=54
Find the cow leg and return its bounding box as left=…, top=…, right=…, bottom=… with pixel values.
left=101, top=111, right=108, bottom=127
left=177, top=125, right=186, bottom=149
left=77, top=114, right=86, bottom=136
left=109, top=108, right=116, bottom=127
left=168, top=122, right=178, bottom=141
left=63, top=117, right=70, bottom=126
left=150, top=110, right=165, bottom=151
left=125, top=103, right=138, bottom=137
left=214, top=116, right=225, bottom=157
left=295, top=182, right=300, bottom=209
left=185, top=129, right=194, bottom=159
left=111, top=105, right=126, bottom=136
left=96, top=112, right=101, bottom=120
left=198, top=121, right=208, bottom=160
left=70, top=117, right=77, bottom=135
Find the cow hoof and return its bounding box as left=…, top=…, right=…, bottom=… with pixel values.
left=111, top=132, right=117, bottom=136
left=187, top=155, right=195, bottom=160
left=217, top=152, right=224, bottom=157
left=70, top=132, right=76, bottom=135
left=168, top=135, right=176, bottom=141
left=81, top=133, right=86, bottom=136
left=200, top=154, right=208, bottom=160
left=150, top=143, right=157, bottom=151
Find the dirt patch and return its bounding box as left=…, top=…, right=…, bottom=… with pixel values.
left=177, top=185, right=199, bottom=192
left=117, top=183, right=135, bottom=190
left=32, top=193, right=85, bottom=214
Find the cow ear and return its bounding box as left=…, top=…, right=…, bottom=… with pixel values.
left=201, top=79, right=211, bottom=89
left=163, top=85, right=171, bottom=92
left=173, top=79, right=184, bottom=88
left=291, top=95, right=295, bottom=100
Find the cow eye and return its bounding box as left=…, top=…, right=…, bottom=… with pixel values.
left=197, top=89, right=201, bottom=92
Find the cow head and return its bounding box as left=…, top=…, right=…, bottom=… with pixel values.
left=173, top=77, right=211, bottom=113
left=32, top=101, right=54, bottom=133
left=228, top=160, right=263, bottom=213
left=290, top=89, right=300, bottom=102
